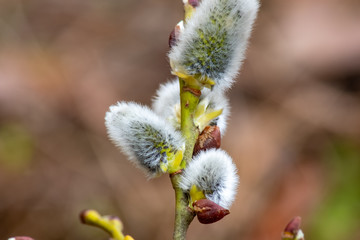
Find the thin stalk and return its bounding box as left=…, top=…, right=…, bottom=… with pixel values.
left=171, top=174, right=195, bottom=240
left=171, top=78, right=201, bottom=240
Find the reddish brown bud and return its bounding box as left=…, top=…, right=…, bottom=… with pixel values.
left=282, top=216, right=302, bottom=239
left=169, top=29, right=177, bottom=48
left=284, top=216, right=301, bottom=234
left=193, top=126, right=221, bottom=156
left=79, top=209, right=89, bottom=224
left=193, top=199, right=230, bottom=224
left=169, top=22, right=183, bottom=48
left=79, top=209, right=101, bottom=226
left=188, top=0, right=200, bottom=7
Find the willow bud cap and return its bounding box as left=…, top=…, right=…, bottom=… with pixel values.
left=193, top=199, right=230, bottom=224
left=188, top=0, right=200, bottom=7
left=193, top=125, right=221, bottom=156
left=282, top=216, right=305, bottom=240
left=169, top=21, right=184, bottom=48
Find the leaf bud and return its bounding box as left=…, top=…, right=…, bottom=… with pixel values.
left=282, top=216, right=305, bottom=240
left=169, top=21, right=184, bottom=48
left=188, top=0, right=200, bottom=7
left=193, top=199, right=230, bottom=224
left=79, top=209, right=101, bottom=225
left=193, top=125, right=221, bottom=156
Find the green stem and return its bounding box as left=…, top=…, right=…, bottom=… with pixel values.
left=171, top=78, right=201, bottom=240
left=179, top=79, right=201, bottom=166
left=171, top=174, right=196, bottom=240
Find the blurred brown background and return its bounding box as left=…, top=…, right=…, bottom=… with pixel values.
left=0, top=0, right=360, bottom=239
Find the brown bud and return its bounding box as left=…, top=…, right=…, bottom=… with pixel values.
left=79, top=209, right=89, bottom=224
left=169, top=22, right=183, bottom=48
left=79, top=209, right=101, bottom=226
left=193, top=199, right=230, bottom=224
left=188, top=0, right=200, bottom=7
left=193, top=126, right=221, bottom=156
left=169, top=29, right=177, bottom=48
left=282, top=216, right=302, bottom=239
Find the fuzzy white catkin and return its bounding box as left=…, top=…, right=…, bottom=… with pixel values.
left=152, top=80, right=181, bottom=125
left=180, top=149, right=239, bottom=209
left=105, top=101, right=184, bottom=177
left=152, top=79, right=230, bottom=134
left=169, top=0, right=260, bottom=91
left=199, top=90, right=230, bottom=135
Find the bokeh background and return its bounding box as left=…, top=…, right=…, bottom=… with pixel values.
left=1, top=0, right=360, bottom=239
